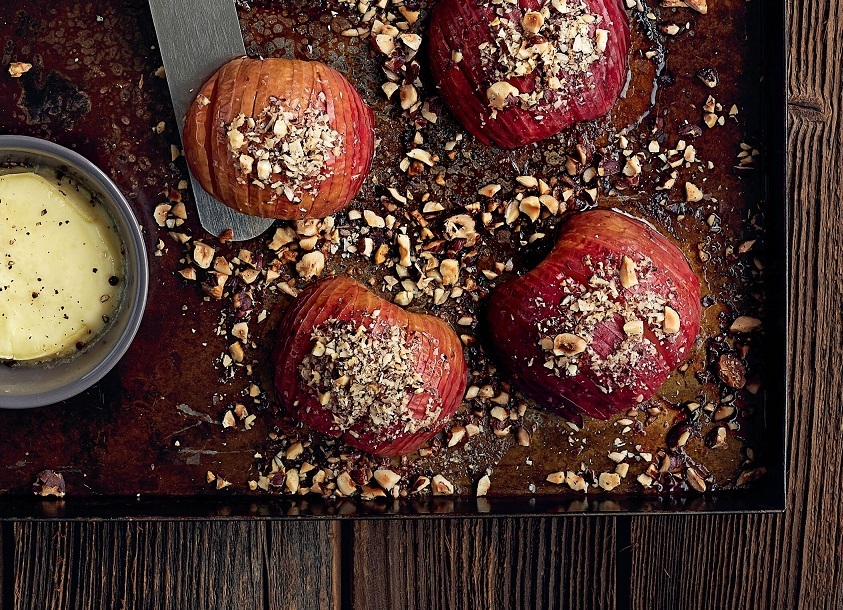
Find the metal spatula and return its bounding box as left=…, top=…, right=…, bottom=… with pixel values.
left=148, top=0, right=274, bottom=242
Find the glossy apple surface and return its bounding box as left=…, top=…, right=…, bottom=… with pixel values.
left=273, top=276, right=468, bottom=457
left=487, top=210, right=701, bottom=421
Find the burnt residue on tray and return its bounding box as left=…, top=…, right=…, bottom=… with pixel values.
left=0, top=0, right=771, bottom=505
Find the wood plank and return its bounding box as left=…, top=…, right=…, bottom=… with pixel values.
left=626, top=514, right=783, bottom=608
left=266, top=521, right=341, bottom=610
left=13, top=521, right=268, bottom=610
left=628, top=0, right=843, bottom=607
left=352, top=518, right=616, bottom=610
left=12, top=520, right=341, bottom=610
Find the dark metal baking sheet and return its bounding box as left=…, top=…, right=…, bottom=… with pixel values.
left=0, top=0, right=786, bottom=518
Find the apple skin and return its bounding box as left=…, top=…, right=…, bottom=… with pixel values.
left=183, top=57, right=375, bottom=220
left=272, top=275, right=468, bottom=458
left=429, top=0, right=630, bottom=149
left=487, top=210, right=701, bottom=421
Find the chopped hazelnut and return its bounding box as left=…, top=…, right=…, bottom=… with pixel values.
left=663, top=306, right=681, bottom=334
left=193, top=242, right=215, bottom=269
left=521, top=11, right=544, bottom=35
left=619, top=256, right=638, bottom=288
left=296, top=251, right=325, bottom=279
left=487, top=81, right=519, bottom=110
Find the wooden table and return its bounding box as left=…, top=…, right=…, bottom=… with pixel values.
left=4, top=1, right=835, bottom=608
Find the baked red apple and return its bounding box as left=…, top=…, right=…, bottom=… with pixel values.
left=429, top=0, right=630, bottom=148
left=487, top=210, right=701, bottom=421
left=273, top=276, right=468, bottom=457
left=183, top=57, right=375, bottom=220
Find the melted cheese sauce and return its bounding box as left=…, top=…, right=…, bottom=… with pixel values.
left=0, top=171, right=123, bottom=361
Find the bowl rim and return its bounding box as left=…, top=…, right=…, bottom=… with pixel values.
left=0, top=135, right=150, bottom=409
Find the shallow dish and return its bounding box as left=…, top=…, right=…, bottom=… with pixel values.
left=0, top=135, right=149, bottom=409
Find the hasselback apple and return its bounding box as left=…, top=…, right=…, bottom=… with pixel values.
left=429, top=0, right=630, bottom=148
left=487, top=210, right=701, bottom=421
left=273, top=276, right=468, bottom=457
left=183, top=57, right=375, bottom=220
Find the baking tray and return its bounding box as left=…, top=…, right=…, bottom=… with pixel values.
left=0, top=0, right=786, bottom=519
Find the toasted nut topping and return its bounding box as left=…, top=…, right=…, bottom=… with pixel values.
left=713, top=404, right=736, bottom=421
left=623, top=320, right=644, bottom=336
left=382, top=81, right=399, bottom=99
left=637, top=473, right=654, bottom=488
left=285, top=441, right=303, bottom=460
left=546, top=471, right=566, bottom=484
left=232, top=322, right=249, bottom=342
left=396, top=233, right=412, bottom=267
left=685, top=467, right=707, bottom=492
left=487, top=81, right=519, bottom=110
left=432, top=474, right=454, bottom=495
left=440, top=259, right=460, bottom=286
left=193, top=242, right=215, bottom=269
left=407, top=148, right=435, bottom=167
left=539, top=194, right=560, bottom=214
left=222, top=410, right=236, bottom=428
left=505, top=200, right=520, bottom=224
left=448, top=425, right=466, bottom=447
left=664, top=306, right=681, bottom=334
left=153, top=203, right=171, bottom=227
left=623, top=155, right=642, bottom=177
left=296, top=251, right=325, bottom=279
left=399, top=33, right=422, bottom=51
left=730, top=316, right=762, bottom=333
left=476, top=474, right=491, bottom=497
left=516, top=175, right=539, bottom=189
left=608, top=451, right=626, bottom=463
left=519, top=196, right=541, bottom=221
left=598, top=472, right=621, bottom=491
left=566, top=471, right=587, bottom=491
left=374, top=469, right=401, bottom=491
left=399, top=84, right=418, bottom=110
left=490, top=406, right=508, bottom=421
left=697, top=67, right=719, bottom=88
left=336, top=471, right=358, bottom=496
left=478, top=183, right=502, bottom=198
left=554, top=333, right=588, bottom=356
left=595, top=28, right=610, bottom=53
left=516, top=427, right=531, bottom=447
left=374, top=34, right=395, bottom=55
left=8, top=61, right=32, bottom=78
left=718, top=354, right=746, bottom=389
left=685, top=182, right=704, bottom=202
left=619, top=256, right=638, bottom=288
left=521, top=11, right=544, bottom=35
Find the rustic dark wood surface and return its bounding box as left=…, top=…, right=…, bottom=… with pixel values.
left=5, top=0, right=836, bottom=607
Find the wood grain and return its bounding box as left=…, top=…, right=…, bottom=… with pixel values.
left=12, top=521, right=340, bottom=610
left=351, top=518, right=617, bottom=609
left=267, top=521, right=342, bottom=610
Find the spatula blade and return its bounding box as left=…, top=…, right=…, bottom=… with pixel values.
left=147, top=0, right=274, bottom=242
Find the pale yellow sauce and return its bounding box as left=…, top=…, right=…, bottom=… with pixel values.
left=0, top=171, right=123, bottom=361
